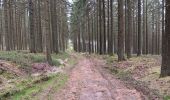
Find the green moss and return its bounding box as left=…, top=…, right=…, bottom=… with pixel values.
left=13, top=86, right=41, bottom=100
left=46, top=74, right=68, bottom=99
left=0, top=73, right=68, bottom=100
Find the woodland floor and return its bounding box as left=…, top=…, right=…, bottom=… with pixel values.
left=0, top=52, right=169, bottom=100
left=52, top=54, right=144, bottom=100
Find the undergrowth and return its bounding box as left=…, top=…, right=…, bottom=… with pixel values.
left=0, top=73, right=67, bottom=100
left=104, top=55, right=167, bottom=99
left=164, top=96, right=170, bottom=100
left=0, top=51, right=73, bottom=100
left=0, top=51, right=70, bottom=68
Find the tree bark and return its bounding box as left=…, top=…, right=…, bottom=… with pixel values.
left=45, top=0, right=52, bottom=65
left=161, top=0, right=170, bottom=77
left=137, top=0, right=142, bottom=56
left=127, top=0, right=133, bottom=58
left=29, top=0, right=36, bottom=53
left=118, top=0, right=125, bottom=61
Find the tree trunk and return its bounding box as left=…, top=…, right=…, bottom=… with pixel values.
left=118, top=0, right=125, bottom=61
left=137, top=0, right=142, bottom=56
left=127, top=0, right=133, bottom=58
left=146, top=0, right=148, bottom=54
left=37, top=0, right=43, bottom=52
left=143, top=0, right=146, bottom=54
left=45, top=0, right=52, bottom=65
left=161, top=0, right=170, bottom=77
left=29, top=0, right=36, bottom=53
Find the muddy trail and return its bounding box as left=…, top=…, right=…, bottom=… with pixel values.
left=49, top=55, right=145, bottom=100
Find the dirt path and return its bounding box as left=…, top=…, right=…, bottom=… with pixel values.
left=51, top=55, right=145, bottom=100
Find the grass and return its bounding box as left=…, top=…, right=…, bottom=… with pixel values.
left=52, top=52, right=70, bottom=60
left=105, top=55, right=117, bottom=63
left=1, top=73, right=68, bottom=100
left=0, top=51, right=70, bottom=68
left=164, top=96, right=170, bottom=100
left=0, top=51, right=74, bottom=100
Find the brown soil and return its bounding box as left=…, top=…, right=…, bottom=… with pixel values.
left=51, top=56, right=145, bottom=100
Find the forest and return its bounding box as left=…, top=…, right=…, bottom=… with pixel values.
left=0, top=0, right=170, bottom=99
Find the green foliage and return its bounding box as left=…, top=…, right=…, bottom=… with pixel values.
left=0, top=51, right=70, bottom=68
left=104, top=55, right=117, bottom=64
left=52, top=52, right=70, bottom=60
left=0, top=73, right=68, bottom=100
left=0, top=51, right=45, bottom=67
left=0, top=51, right=76, bottom=99
left=164, top=96, right=170, bottom=100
